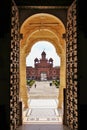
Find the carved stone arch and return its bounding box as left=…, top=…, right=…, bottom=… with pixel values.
left=25, top=39, right=63, bottom=57
left=20, top=13, right=66, bottom=49
left=23, top=29, right=64, bottom=57
left=20, top=13, right=66, bottom=109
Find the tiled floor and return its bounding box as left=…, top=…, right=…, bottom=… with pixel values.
left=23, top=109, right=62, bottom=123
left=23, top=99, right=62, bottom=123
left=17, top=81, right=70, bottom=130
left=21, top=99, right=65, bottom=130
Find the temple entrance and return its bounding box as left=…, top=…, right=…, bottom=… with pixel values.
left=41, top=72, right=47, bottom=81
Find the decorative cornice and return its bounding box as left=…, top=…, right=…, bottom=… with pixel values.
left=18, top=6, right=69, bottom=9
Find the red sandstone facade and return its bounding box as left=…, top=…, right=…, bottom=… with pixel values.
left=26, top=51, right=60, bottom=81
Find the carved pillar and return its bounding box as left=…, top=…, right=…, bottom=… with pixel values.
left=20, top=50, right=28, bottom=108
left=58, top=55, right=66, bottom=109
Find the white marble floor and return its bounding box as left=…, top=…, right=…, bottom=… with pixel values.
left=17, top=81, right=69, bottom=130
left=23, top=99, right=62, bottom=123
left=23, top=81, right=63, bottom=124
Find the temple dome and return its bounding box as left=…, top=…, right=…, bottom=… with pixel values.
left=41, top=51, right=46, bottom=55
left=49, top=58, right=53, bottom=62
left=34, top=58, right=38, bottom=61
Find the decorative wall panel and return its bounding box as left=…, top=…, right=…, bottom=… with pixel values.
left=66, top=0, right=78, bottom=130
left=10, top=0, right=20, bottom=129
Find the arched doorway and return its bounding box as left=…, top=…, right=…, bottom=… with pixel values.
left=20, top=13, right=66, bottom=109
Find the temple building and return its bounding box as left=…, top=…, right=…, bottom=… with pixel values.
left=26, top=51, right=60, bottom=80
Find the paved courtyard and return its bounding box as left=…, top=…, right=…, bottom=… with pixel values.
left=27, top=81, right=59, bottom=99
left=23, top=81, right=63, bottom=124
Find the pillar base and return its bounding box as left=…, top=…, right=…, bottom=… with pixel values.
left=58, top=104, right=63, bottom=109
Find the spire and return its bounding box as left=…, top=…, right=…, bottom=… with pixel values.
left=41, top=51, right=46, bottom=59
left=41, top=51, right=46, bottom=55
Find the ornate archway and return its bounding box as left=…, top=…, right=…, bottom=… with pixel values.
left=20, top=13, right=66, bottom=108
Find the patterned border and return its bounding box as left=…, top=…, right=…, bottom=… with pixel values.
left=66, top=0, right=78, bottom=130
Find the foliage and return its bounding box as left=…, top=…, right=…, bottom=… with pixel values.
left=26, top=79, right=35, bottom=87
left=52, top=80, right=60, bottom=88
